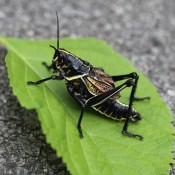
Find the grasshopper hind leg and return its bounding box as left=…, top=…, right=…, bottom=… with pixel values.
left=133, top=96, right=150, bottom=101
left=122, top=130, right=143, bottom=140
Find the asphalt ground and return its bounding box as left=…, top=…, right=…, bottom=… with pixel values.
left=0, top=0, right=175, bottom=174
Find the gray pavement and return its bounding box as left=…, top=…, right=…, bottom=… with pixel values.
left=0, top=0, right=175, bottom=174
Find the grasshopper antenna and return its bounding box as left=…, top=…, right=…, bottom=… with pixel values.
left=56, top=11, right=59, bottom=49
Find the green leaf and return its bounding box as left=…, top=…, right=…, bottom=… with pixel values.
left=0, top=36, right=174, bottom=175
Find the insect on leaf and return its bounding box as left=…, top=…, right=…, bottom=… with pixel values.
left=0, top=36, right=174, bottom=175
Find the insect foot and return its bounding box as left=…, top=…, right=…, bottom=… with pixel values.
left=77, top=127, right=83, bottom=139
left=42, top=61, right=52, bottom=71
left=133, top=96, right=151, bottom=101
left=122, top=130, right=143, bottom=140
left=27, top=81, right=38, bottom=85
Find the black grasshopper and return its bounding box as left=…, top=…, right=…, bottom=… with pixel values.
left=27, top=13, right=150, bottom=140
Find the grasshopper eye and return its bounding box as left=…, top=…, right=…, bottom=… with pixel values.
left=59, top=53, right=64, bottom=59
left=57, top=52, right=64, bottom=63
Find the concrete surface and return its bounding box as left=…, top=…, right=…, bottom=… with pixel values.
left=0, top=0, right=174, bottom=174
